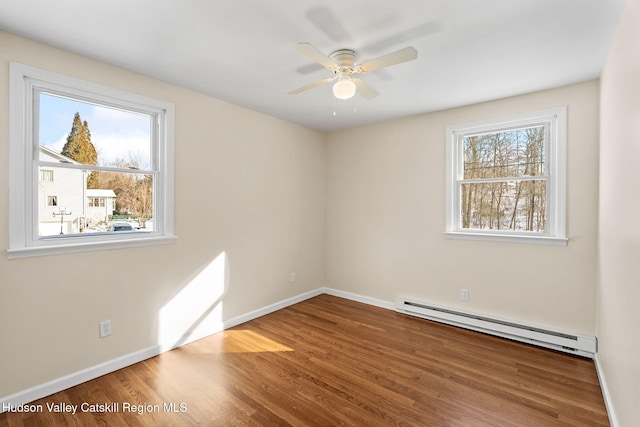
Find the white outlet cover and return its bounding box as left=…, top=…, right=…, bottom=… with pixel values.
left=99, top=320, right=112, bottom=337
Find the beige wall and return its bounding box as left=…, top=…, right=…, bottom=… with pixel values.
left=326, top=81, right=600, bottom=335
left=598, top=2, right=640, bottom=425
left=0, top=31, right=326, bottom=397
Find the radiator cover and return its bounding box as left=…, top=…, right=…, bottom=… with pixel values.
left=395, top=297, right=596, bottom=358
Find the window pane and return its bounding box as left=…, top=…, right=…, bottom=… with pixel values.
left=463, top=126, right=545, bottom=179
left=460, top=180, right=546, bottom=232
left=38, top=93, right=152, bottom=170
left=38, top=165, right=153, bottom=236
left=40, top=169, right=54, bottom=182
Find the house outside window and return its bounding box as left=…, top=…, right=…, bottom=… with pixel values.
left=445, top=107, right=567, bottom=245
left=87, top=190, right=117, bottom=225
left=8, top=62, right=175, bottom=259
left=37, top=146, right=86, bottom=236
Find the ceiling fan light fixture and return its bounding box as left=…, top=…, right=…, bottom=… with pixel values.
left=332, top=78, right=356, bottom=100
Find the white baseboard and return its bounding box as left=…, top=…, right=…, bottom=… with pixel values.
left=594, top=353, right=619, bottom=427
left=0, top=287, right=324, bottom=413
left=157, top=287, right=325, bottom=353
left=0, top=345, right=161, bottom=413
left=223, top=288, right=325, bottom=330
left=321, top=287, right=395, bottom=310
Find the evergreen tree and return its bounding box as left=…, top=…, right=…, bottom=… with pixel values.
left=61, top=112, right=99, bottom=188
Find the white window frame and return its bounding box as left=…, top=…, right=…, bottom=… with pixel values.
left=445, top=107, right=567, bottom=246
left=8, top=63, right=175, bottom=259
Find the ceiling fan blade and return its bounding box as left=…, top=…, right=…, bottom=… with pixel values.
left=357, top=47, right=418, bottom=73
left=295, top=42, right=336, bottom=69
left=287, top=77, right=335, bottom=95
left=352, top=78, right=379, bottom=99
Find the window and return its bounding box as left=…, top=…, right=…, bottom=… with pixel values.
left=89, top=198, right=106, bottom=208
left=9, top=63, right=175, bottom=259
left=445, top=107, right=567, bottom=245
left=40, top=169, right=54, bottom=182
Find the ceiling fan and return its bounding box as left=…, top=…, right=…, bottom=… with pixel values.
left=287, top=42, right=418, bottom=100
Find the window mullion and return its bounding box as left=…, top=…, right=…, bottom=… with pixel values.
left=460, top=176, right=547, bottom=184
left=35, top=161, right=155, bottom=175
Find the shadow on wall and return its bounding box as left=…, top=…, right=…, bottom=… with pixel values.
left=157, top=251, right=229, bottom=351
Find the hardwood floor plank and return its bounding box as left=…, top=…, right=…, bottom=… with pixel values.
left=0, top=294, right=609, bottom=426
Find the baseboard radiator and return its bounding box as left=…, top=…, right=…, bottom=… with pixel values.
left=395, top=297, right=596, bottom=358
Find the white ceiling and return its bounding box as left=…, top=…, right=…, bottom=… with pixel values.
left=0, top=0, right=626, bottom=132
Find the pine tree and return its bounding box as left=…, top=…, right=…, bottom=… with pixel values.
left=61, top=112, right=99, bottom=188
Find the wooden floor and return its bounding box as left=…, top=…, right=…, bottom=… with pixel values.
left=1, top=294, right=609, bottom=426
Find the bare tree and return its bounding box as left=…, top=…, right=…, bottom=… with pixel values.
left=461, top=126, right=546, bottom=232
left=96, top=154, right=153, bottom=226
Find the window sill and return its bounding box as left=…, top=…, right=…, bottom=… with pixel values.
left=444, top=231, right=567, bottom=246
left=7, top=235, right=177, bottom=260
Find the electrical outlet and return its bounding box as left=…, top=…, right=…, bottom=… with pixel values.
left=460, top=289, right=469, bottom=301
left=99, top=320, right=112, bottom=338
left=290, top=272, right=296, bottom=282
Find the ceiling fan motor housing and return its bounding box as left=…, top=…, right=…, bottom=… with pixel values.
left=330, top=49, right=357, bottom=67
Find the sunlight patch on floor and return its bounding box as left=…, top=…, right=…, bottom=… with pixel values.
left=215, top=330, right=294, bottom=353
